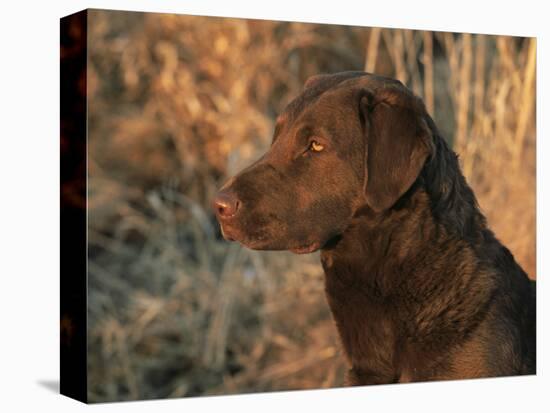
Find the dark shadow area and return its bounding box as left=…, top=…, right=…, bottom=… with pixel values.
left=38, top=380, right=60, bottom=394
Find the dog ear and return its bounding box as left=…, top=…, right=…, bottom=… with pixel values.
left=359, top=88, right=433, bottom=212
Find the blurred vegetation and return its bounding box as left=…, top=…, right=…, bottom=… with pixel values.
left=86, top=9, right=536, bottom=402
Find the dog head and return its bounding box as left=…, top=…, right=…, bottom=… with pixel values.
left=213, top=71, right=433, bottom=253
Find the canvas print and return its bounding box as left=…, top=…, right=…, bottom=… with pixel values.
left=60, top=8, right=536, bottom=404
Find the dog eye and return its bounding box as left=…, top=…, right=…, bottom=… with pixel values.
left=309, top=140, right=325, bottom=152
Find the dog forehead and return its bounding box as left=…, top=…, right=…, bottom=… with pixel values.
left=280, top=72, right=404, bottom=123
left=274, top=94, right=346, bottom=140
left=277, top=82, right=349, bottom=127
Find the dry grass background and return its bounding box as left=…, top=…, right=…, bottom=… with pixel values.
left=86, top=9, right=536, bottom=402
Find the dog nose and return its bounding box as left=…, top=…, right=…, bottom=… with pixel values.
left=213, top=190, right=240, bottom=219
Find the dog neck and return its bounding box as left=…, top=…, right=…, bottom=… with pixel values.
left=320, top=188, right=438, bottom=293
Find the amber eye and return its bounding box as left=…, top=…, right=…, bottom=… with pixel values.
left=309, top=140, right=325, bottom=152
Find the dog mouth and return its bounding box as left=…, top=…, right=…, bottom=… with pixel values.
left=219, top=224, right=236, bottom=242
left=219, top=224, right=321, bottom=254
left=288, top=242, right=322, bottom=255
left=219, top=224, right=269, bottom=249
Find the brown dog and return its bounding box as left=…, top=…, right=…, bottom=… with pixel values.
left=213, top=71, right=536, bottom=385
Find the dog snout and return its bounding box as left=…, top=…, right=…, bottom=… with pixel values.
left=213, top=189, right=241, bottom=220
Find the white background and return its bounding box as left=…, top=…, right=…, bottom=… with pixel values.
left=0, top=0, right=547, bottom=411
